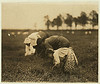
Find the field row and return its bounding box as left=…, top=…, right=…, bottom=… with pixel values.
left=6, top=31, right=93, bottom=37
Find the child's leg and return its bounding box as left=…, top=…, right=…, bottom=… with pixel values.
left=25, top=45, right=30, bottom=56
left=30, top=45, right=36, bottom=54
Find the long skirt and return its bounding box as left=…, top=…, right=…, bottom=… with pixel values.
left=64, top=51, right=78, bottom=73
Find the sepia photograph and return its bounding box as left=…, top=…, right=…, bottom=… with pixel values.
left=1, top=0, right=98, bottom=83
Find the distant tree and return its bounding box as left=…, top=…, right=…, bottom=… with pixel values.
left=52, top=14, right=62, bottom=30
left=78, top=12, right=88, bottom=29
left=34, top=23, right=37, bottom=29
left=64, top=14, right=73, bottom=29
left=73, top=17, right=78, bottom=28
left=51, top=18, right=56, bottom=27
left=45, top=20, right=51, bottom=30
left=89, top=10, right=98, bottom=29
left=56, top=15, right=63, bottom=30
left=44, top=15, right=51, bottom=30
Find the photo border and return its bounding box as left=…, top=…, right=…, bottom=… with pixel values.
left=0, top=0, right=99, bottom=84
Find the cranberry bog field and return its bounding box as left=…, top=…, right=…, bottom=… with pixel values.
left=2, top=30, right=98, bottom=82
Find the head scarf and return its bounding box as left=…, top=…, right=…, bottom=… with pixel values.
left=24, top=32, right=41, bottom=46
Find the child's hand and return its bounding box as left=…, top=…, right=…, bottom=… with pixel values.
left=51, top=64, right=60, bottom=70
left=51, top=65, right=56, bottom=70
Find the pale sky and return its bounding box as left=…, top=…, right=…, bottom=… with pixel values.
left=2, top=2, right=98, bottom=29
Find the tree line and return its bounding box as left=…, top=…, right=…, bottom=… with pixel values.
left=44, top=10, right=98, bottom=30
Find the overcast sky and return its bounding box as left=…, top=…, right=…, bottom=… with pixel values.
left=2, top=2, right=98, bottom=30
